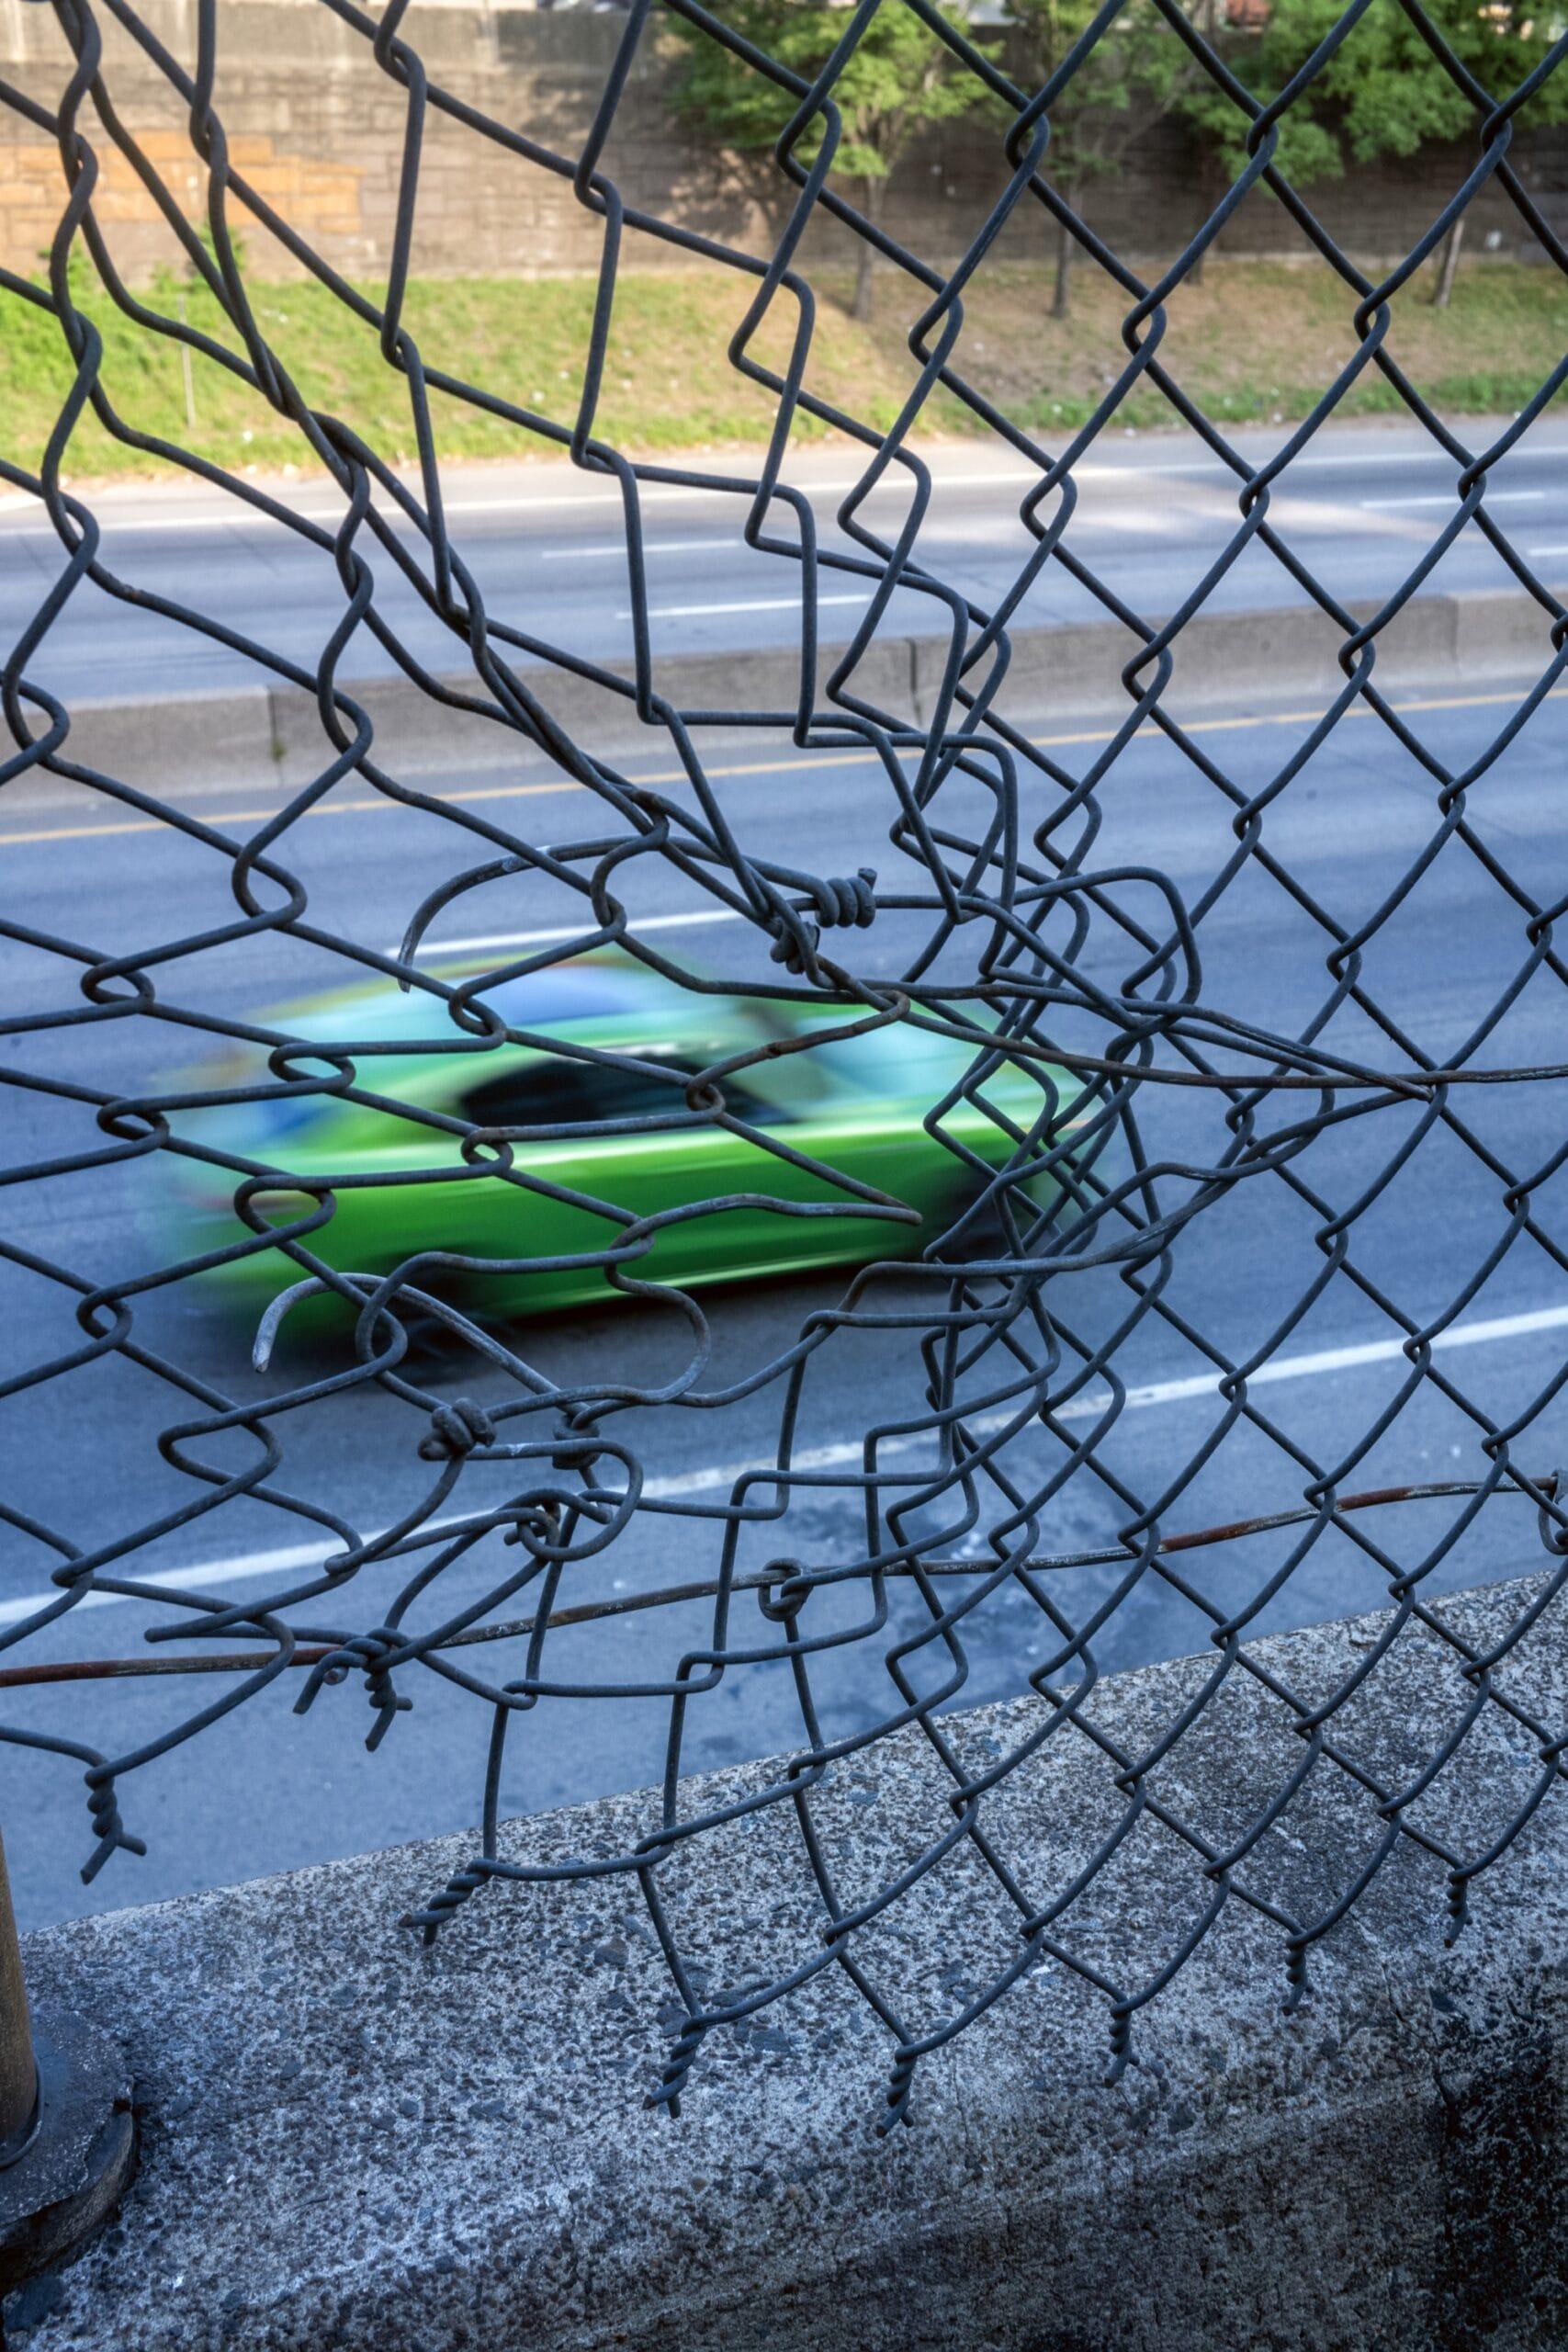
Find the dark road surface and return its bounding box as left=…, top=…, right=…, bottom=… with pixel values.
left=5, top=434, right=1567, bottom=1930
left=6, top=423, right=1568, bottom=700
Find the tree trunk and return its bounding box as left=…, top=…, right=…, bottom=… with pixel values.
left=1430, top=214, right=1465, bottom=309
left=852, top=177, right=882, bottom=322
left=1052, top=209, right=1073, bottom=321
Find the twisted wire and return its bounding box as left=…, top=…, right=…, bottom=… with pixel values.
left=4, top=0, right=1568, bottom=2121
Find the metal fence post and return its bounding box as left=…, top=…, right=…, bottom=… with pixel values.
left=0, top=1838, right=36, bottom=2166
left=0, top=1833, right=136, bottom=2299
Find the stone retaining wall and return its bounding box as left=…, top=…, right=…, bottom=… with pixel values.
left=2, top=0, right=1559, bottom=286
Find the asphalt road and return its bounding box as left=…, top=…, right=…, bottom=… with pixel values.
left=5, top=649, right=1566, bottom=1932
left=5, top=420, right=1568, bottom=702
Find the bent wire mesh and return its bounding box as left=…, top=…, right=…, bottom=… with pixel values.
left=4, top=0, right=1568, bottom=2127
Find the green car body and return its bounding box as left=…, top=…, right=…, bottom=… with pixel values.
left=164, top=950, right=1085, bottom=1329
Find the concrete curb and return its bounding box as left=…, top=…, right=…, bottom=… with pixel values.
left=8, top=1570, right=1568, bottom=2350
left=34, top=587, right=1561, bottom=794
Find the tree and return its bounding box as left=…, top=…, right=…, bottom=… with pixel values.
left=1173, top=0, right=1568, bottom=304
left=668, top=0, right=988, bottom=321
left=1002, top=0, right=1216, bottom=316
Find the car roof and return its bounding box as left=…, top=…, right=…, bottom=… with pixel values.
left=275, top=948, right=735, bottom=1052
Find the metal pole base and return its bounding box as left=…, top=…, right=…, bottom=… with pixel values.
left=0, top=2007, right=135, bottom=2296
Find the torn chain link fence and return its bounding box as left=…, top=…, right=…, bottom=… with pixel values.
left=4, top=0, right=1568, bottom=2129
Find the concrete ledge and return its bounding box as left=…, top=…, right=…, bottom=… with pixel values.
left=9, top=1570, right=1568, bottom=2350
left=46, top=685, right=279, bottom=797
left=24, top=587, right=1560, bottom=796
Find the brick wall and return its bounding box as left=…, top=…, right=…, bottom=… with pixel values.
left=0, top=0, right=1553, bottom=287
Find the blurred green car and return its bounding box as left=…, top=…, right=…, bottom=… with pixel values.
left=164, top=949, right=1087, bottom=1328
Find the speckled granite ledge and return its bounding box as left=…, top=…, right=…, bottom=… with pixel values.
left=9, top=1573, right=1568, bottom=2352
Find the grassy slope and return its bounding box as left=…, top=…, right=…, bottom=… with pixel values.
left=2, top=259, right=1562, bottom=485
left=928, top=258, right=1568, bottom=433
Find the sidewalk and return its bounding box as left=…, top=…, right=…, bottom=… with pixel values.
left=10, top=1571, right=1567, bottom=2352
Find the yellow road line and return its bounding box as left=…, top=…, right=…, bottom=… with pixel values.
left=1, top=682, right=1560, bottom=850
left=3, top=777, right=576, bottom=847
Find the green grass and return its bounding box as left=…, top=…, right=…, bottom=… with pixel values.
left=3, top=257, right=1562, bottom=486
left=931, top=255, right=1568, bottom=435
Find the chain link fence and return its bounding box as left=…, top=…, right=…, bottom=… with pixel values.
left=4, top=0, right=1568, bottom=2126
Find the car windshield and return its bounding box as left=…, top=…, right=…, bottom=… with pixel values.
left=459, top=1048, right=785, bottom=1134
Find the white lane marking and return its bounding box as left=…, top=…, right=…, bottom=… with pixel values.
left=632, top=1300, right=1568, bottom=1498
left=0, top=1551, right=328, bottom=1631
left=5, top=1298, right=1565, bottom=1633
left=0, top=493, right=639, bottom=540
left=417, top=907, right=744, bottom=957
left=620, top=591, right=872, bottom=620
left=5, top=508, right=356, bottom=537
left=1360, top=491, right=1548, bottom=511
left=1529, top=544, right=1568, bottom=558
left=540, top=538, right=739, bottom=560
left=0, top=470, right=1058, bottom=539
left=0, top=481, right=1025, bottom=541
left=1144, top=450, right=1565, bottom=478
left=6, top=448, right=1563, bottom=539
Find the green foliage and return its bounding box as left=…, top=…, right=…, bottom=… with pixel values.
left=1175, top=0, right=1568, bottom=186
left=0, top=263, right=961, bottom=478
left=666, top=0, right=987, bottom=186
left=1, top=259, right=1561, bottom=481
left=1001, top=0, right=1212, bottom=194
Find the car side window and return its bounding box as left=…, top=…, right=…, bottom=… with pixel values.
left=459, top=1053, right=786, bottom=1134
